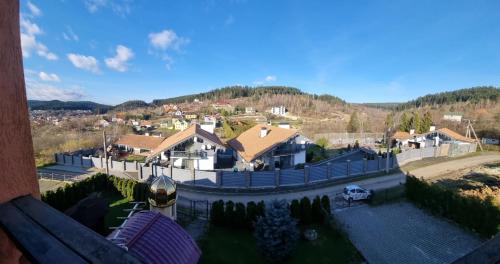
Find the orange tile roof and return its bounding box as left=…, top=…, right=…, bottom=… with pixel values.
left=437, top=128, right=475, bottom=143
left=147, top=124, right=225, bottom=161
left=392, top=131, right=412, bottom=140
left=115, top=134, right=165, bottom=150
left=228, top=125, right=298, bottom=162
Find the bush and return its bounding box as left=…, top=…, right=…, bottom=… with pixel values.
left=290, top=199, right=300, bottom=220
left=406, top=175, right=500, bottom=237
left=254, top=200, right=300, bottom=263
left=256, top=201, right=266, bottom=217
left=321, top=195, right=331, bottom=217
left=210, top=200, right=225, bottom=226
left=234, top=202, right=246, bottom=228
left=312, top=196, right=323, bottom=224
left=246, top=201, right=258, bottom=229
left=224, top=201, right=235, bottom=227
left=299, top=197, right=312, bottom=225
left=41, top=173, right=149, bottom=212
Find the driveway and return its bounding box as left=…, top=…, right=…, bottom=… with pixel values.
left=334, top=202, right=483, bottom=264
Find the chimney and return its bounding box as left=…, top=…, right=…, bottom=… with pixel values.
left=409, top=129, right=415, bottom=135
left=260, top=127, right=268, bottom=138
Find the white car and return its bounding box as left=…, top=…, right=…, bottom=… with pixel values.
left=343, top=185, right=373, bottom=202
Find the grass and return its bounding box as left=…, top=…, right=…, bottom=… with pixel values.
left=120, top=154, right=146, bottom=162
left=400, top=151, right=481, bottom=172
left=198, top=224, right=362, bottom=264
left=102, top=191, right=132, bottom=235
left=38, top=179, right=69, bottom=193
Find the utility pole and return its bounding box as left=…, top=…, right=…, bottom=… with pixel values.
left=385, top=127, right=391, bottom=173
left=103, top=130, right=109, bottom=175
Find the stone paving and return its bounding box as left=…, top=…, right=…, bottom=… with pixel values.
left=334, top=202, right=483, bottom=264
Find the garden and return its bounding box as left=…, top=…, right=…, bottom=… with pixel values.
left=198, top=196, right=362, bottom=263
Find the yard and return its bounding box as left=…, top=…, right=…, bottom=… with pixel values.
left=198, top=224, right=362, bottom=264
left=102, top=191, right=133, bottom=235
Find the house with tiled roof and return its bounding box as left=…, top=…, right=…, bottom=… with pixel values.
left=115, top=134, right=166, bottom=156
left=228, top=124, right=309, bottom=170
left=146, top=124, right=226, bottom=170
left=392, top=126, right=475, bottom=149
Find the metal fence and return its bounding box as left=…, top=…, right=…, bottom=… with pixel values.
left=54, top=143, right=476, bottom=189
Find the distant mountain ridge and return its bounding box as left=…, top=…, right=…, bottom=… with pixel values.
left=28, top=100, right=113, bottom=113
left=151, top=86, right=346, bottom=106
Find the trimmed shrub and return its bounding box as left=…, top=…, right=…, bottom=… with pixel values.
left=312, top=196, right=323, bottom=224
left=299, top=197, right=312, bottom=225
left=224, top=201, right=235, bottom=226
left=321, top=195, right=331, bottom=216
left=256, top=201, right=266, bottom=217
left=234, top=202, right=246, bottom=228
left=290, top=199, right=300, bottom=220
left=406, top=175, right=500, bottom=237
left=210, top=200, right=225, bottom=226
left=246, top=201, right=258, bottom=228
left=254, top=200, right=300, bottom=263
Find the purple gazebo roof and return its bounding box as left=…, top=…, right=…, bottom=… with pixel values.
left=108, top=211, right=201, bottom=264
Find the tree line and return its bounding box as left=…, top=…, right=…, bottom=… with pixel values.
left=152, top=86, right=346, bottom=106
left=399, top=111, right=433, bottom=133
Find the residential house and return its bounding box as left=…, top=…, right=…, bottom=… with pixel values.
left=200, top=121, right=216, bottom=134
left=184, top=113, right=198, bottom=120
left=147, top=124, right=226, bottom=170
left=228, top=125, right=308, bottom=171
left=140, top=120, right=153, bottom=129
left=160, top=119, right=174, bottom=129
left=115, top=134, right=166, bottom=156
left=162, top=104, right=178, bottom=113
left=482, top=138, right=499, bottom=145
left=270, top=105, right=287, bottom=116
left=212, top=100, right=234, bottom=113
left=443, top=113, right=463, bottom=122
left=393, top=127, right=475, bottom=149
left=173, top=119, right=189, bottom=131
left=98, top=119, right=110, bottom=128
left=245, top=107, right=255, bottom=114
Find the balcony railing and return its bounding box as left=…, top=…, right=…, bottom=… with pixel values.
left=272, top=145, right=304, bottom=156
left=170, top=150, right=208, bottom=159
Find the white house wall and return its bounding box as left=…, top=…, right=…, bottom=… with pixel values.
left=294, top=150, right=306, bottom=164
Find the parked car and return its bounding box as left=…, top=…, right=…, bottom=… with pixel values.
left=343, top=184, right=373, bottom=202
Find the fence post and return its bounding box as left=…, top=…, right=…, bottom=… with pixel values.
left=346, top=160, right=351, bottom=176
left=139, top=165, right=143, bottom=180
left=135, top=161, right=138, bottom=170
left=192, top=168, right=196, bottom=185
left=109, top=157, right=113, bottom=169
left=304, top=165, right=310, bottom=184
left=246, top=171, right=252, bottom=188
left=275, top=168, right=280, bottom=187
left=123, top=161, right=126, bottom=171
left=54, top=153, right=58, bottom=164
left=327, top=162, right=332, bottom=179
left=363, top=158, right=367, bottom=173
left=217, top=171, right=223, bottom=188
left=71, top=155, right=74, bottom=165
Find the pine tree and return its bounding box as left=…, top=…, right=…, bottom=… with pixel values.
left=421, top=111, right=433, bottom=133
left=412, top=112, right=422, bottom=134
left=399, top=112, right=411, bottom=132
left=346, top=111, right=360, bottom=133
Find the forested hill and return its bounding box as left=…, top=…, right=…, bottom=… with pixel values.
left=152, top=86, right=346, bottom=106
left=112, top=100, right=151, bottom=110
left=396, top=86, right=499, bottom=110
left=28, top=100, right=112, bottom=113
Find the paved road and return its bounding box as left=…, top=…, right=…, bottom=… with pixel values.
left=408, top=153, right=500, bottom=180
left=178, top=153, right=500, bottom=203
left=334, top=202, right=483, bottom=264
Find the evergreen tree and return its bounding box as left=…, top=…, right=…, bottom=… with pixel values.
left=346, top=111, right=360, bottom=133
left=399, top=112, right=411, bottom=132
left=421, top=111, right=433, bottom=133
left=412, top=112, right=422, bottom=133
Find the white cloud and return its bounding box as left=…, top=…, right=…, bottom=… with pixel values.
left=149, top=29, right=189, bottom=51
left=62, top=26, right=79, bottom=41
left=20, top=17, right=58, bottom=60
left=67, top=53, right=100, bottom=73
left=26, top=80, right=85, bottom=101
left=39, top=72, right=60, bottom=82
left=84, top=0, right=106, bottom=13
left=84, top=0, right=132, bottom=17
left=27, top=1, right=42, bottom=17
left=265, top=75, right=277, bottom=82
left=105, top=45, right=134, bottom=72
left=253, top=75, right=277, bottom=85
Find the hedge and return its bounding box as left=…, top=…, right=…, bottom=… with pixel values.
left=406, top=175, right=500, bottom=238
left=42, top=173, right=150, bottom=212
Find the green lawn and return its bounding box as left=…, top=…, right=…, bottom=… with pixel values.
left=198, top=225, right=362, bottom=264
left=102, top=191, right=132, bottom=235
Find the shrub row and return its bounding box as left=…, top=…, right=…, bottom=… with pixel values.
left=42, top=173, right=149, bottom=211
left=406, top=175, right=500, bottom=237
left=210, top=195, right=332, bottom=229
left=210, top=200, right=266, bottom=229
left=290, top=195, right=331, bottom=225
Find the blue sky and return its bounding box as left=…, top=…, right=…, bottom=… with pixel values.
left=21, top=0, right=500, bottom=104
